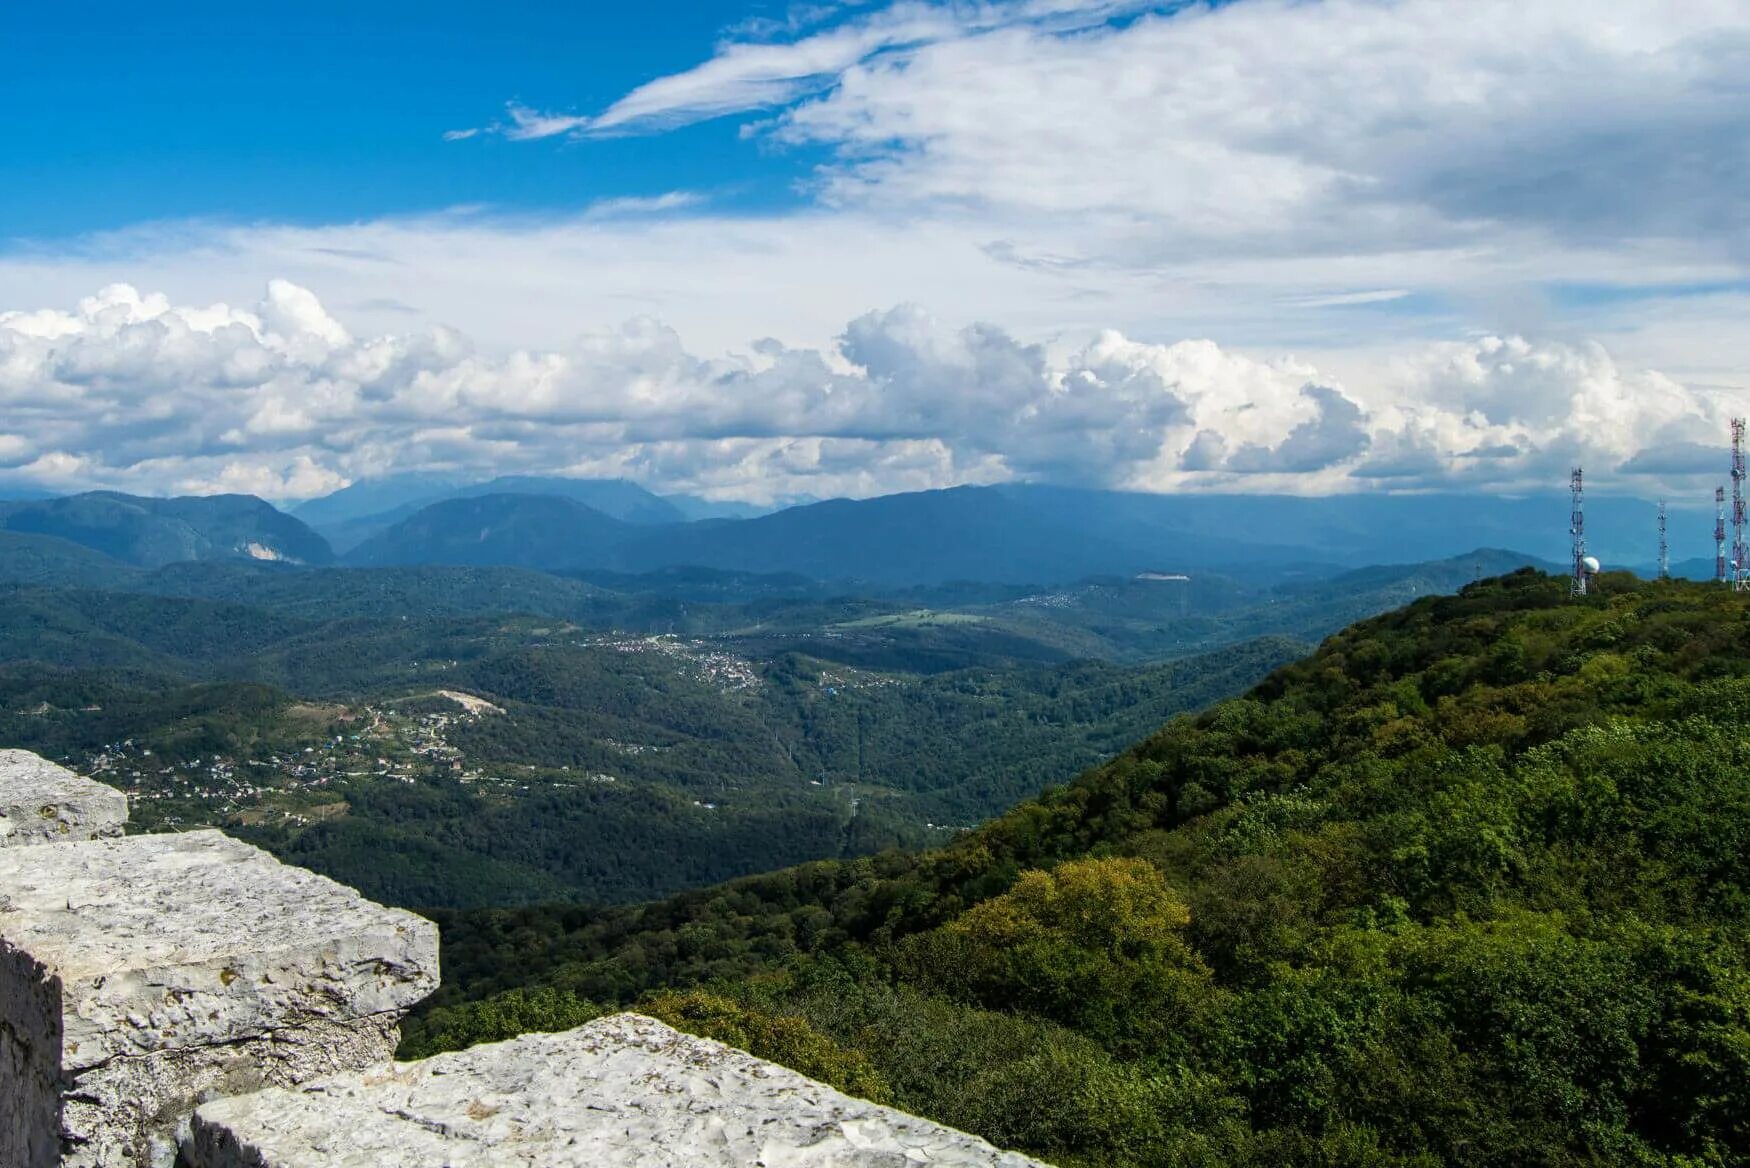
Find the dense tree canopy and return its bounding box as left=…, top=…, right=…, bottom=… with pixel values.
left=412, top=571, right=1750, bottom=1166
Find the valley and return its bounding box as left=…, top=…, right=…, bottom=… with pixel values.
left=0, top=585, right=1304, bottom=907
left=0, top=491, right=1549, bottom=911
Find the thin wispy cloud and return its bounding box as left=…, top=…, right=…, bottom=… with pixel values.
left=583, top=192, right=709, bottom=218
left=481, top=0, right=1161, bottom=140
left=500, top=103, right=594, bottom=141
left=1291, top=290, right=1412, bottom=309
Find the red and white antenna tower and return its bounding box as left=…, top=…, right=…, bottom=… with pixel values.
left=1658, top=499, right=1669, bottom=581
left=1716, top=487, right=1728, bottom=583
left=1570, top=467, right=1587, bottom=598
left=1735, top=419, right=1748, bottom=591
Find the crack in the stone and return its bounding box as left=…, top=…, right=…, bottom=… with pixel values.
left=70, top=1008, right=405, bottom=1074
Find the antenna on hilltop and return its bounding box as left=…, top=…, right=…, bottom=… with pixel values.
left=1716, top=486, right=1728, bottom=583
left=1570, top=467, right=1587, bottom=598
left=1657, top=499, right=1669, bottom=581
left=1734, top=419, right=1748, bottom=591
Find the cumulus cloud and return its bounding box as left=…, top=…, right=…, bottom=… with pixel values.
left=1225, top=386, right=1371, bottom=474
left=0, top=281, right=1728, bottom=504
left=1617, top=442, right=1729, bottom=477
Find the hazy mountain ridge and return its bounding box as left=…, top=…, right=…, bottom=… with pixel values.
left=336, top=485, right=1313, bottom=583
left=0, top=492, right=333, bottom=568
left=338, top=483, right=1598, bottom=585
left=0, top=482, right=1650, bottom=592
left=344, top=494, right=634, bottom=569
left=294, top=474, right=764, bottom=552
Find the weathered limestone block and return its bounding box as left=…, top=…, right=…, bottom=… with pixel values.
left=186, top=1013, right=1055, bottom=1167
left=0, top=829, right=439, bottom=1168
left=0, top=748, right=127, bottom=847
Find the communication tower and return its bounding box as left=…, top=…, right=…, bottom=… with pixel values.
left=1570, top=467, right=1587, bottom=598
left=1658, top=499, right=1669, bottom=581
left=1717, top=486, right=1728, bottom=583
left=1735, top=419, right=1748, bottom=591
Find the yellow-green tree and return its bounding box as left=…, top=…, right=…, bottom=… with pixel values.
left=908, top=856, right=1216, bottom=1055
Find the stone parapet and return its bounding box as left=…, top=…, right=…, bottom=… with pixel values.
left=0, top=749, right=1047, bottom=1168
left=186, top=1013, right=1055, bottom=1167
left=0, top=749, right=127, bottom=847
left=0, top=828, right=439, bottom=1168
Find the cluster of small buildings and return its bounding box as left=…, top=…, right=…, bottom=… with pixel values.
left=582, top=632, right=765, bottom=690
left=74, top=699, right=502, bottom=825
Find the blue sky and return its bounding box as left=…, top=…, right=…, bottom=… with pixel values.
left=0, top=0, right=1746, bottom=508
left=5, top=0, right=822, bottom=237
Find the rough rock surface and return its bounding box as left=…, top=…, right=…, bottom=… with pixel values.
left=0, top=748, right=127, bottom=847
left=61, top=1014, right=404, bottom=1168
left=187, top=1013, right=1055, bottom=1167
left=0, top=829, right=439, bottom=1168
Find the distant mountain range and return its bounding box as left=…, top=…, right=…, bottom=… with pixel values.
left=0, top=481, right=1684, bottom=588
left=341, top=483, right=1664, bottom=585
left=0, top=492, right=331, bottom=568
left=345, top=494, right=633, bottom=569
left=1666, top=556, right=1724, bottom=582
left=294, top=474, right=766, bottom=552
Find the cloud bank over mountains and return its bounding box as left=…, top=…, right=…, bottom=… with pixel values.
left=0, top=282, right=1724, bottom=503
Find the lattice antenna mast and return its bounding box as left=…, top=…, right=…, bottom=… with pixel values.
left=1570, top=467, right=1587, bottom=598
left=1717, top=486, right=1728, bottom=583
left=1734, top=419, right=1748, bottom=591
left=1657, top=499, right=1669, bottom=581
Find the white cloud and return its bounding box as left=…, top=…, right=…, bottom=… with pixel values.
left=243, top=0, right=1746, bottom=417
left=498, top=0, right=1149, bottom=140
left=759, top=0, right=1749, bottom=262
left=1, top=1, right=1744, bottom=507
left=1290, top=290, right=1411, bottom=309
left=500, top=103, right=594, bottom=142
left=0, top=281, right=1727, bottom=504
left=481, top=0, right=1749, bottom=271
left=582, top=192, right=709, bottom=218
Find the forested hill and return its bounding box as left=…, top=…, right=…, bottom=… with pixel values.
left=415, top=568, right=1750, bottom=1167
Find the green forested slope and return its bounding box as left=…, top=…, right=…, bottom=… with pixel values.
left=413, top=570, right=1750, bottom=1167
left=0, top=580, right=1302, bottom=907
left=0, top=491, right=333, bottom=566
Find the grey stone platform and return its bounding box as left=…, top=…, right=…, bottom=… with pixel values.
left=0, top=829, right=439, bottom=1168
left=0, top=748, right=127, bottom=847
left=187, top=1013, right=1053, bottom=1167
